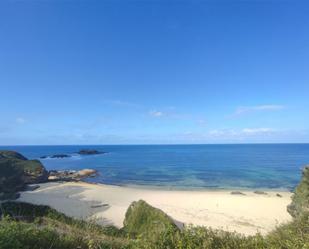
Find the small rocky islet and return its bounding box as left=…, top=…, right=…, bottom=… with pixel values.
left=77, top=149, right=106, bottom=155
left=40, top=154, right=72, bottom=159
left=40, top=149, right=106, bottom=159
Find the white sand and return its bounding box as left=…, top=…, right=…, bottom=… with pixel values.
left=18, top=182, right=292, bottom=235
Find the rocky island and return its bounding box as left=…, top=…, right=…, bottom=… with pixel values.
left=39, top=149, right=106, bottom=159
left=77, top=149, right=106, bottom=155
left=40, top=154, right=72, bottom=159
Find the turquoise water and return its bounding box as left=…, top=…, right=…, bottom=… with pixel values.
left=1, top=144, right=308, bottom=190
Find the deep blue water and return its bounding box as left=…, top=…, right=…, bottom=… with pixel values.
left=1, top=144, right=308, bottom=190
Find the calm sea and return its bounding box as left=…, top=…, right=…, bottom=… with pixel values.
left=1, top=144, right=309, bottom=190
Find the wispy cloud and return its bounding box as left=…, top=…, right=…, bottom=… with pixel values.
left=197, top=119, right=207, bottom=126
left=241, top=127, right=275, bottom=134
left=149, top=110, right=164, bottom=117
left=16, top=117, right=26, bottom=124
left=208, top=127, right=276, bottom=137
left=105, top=100, right=141, bottom=108
left=233, top=105, right=284, bottom=116
left=148, top=108, right=193, bottom=120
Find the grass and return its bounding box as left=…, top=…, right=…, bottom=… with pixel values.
left=0, top=202, right=130, bottom=249
left=0, top=200, right=308, bottom=249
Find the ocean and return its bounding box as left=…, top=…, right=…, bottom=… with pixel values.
left=1, top=144, right=308, bottom=190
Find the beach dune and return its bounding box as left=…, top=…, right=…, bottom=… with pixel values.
left=19, top=182, right=292, bottom=235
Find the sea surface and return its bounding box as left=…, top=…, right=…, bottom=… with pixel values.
left=1, top=144, right=309, bottom=190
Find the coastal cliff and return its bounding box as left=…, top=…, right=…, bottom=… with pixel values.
left=0, top=151, right=97, bottom=200
left=0, top=151, right=48, bottom=199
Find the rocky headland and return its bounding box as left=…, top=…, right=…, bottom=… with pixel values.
left=0, top=150, right=97, bottom=200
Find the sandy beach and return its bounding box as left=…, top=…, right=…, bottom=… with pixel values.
left=18, top=182, right=292, bottom=236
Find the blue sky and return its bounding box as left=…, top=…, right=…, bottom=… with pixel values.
left=0, top=1, right=308, bottom=145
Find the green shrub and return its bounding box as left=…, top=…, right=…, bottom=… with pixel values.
left=266, top=212, right=309, bottom=249
left=288, top=166, right=309, bottom=218
left=0, top=217, right=85, bottom=249
left=123, top=200, right=178, bottom=239
left=0, top=202, right=130, bottom=249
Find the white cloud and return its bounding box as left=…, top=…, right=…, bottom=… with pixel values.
left=234, top=105, right=284, bottom=116
left=197, top=119, right=207, bottom=126
left=16, top=117, right=26, bottom=124
left=149, top=110, right=164, bottom=117
left=105, top=100, right=141, bottom=108
left=208, top=129, right=237, bottom=137
left=208, top=128, right=276, bottom=137
left=242, top=128, right=274, bottom=134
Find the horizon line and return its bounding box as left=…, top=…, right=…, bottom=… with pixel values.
left=1, top=142, right=309, bottom=147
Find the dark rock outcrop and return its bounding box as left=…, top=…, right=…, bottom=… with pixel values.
left=48, top=169, right=97, bottom=181
left=230, top=191, right=246, bottom=195
left=0, top=158, right=25, bottom=199
left=253, top=191, right=268, bottom=195
left=77, top=149, right=105, bottom=155
left=50, top=154, right=71, bottom=158
left=21, top=160, right=49, bottom=184
left=40, top=154, right=71, bottom=159
left=0, top=151, right=48, bottom=200
left=0, top=150, right=28, bottom=160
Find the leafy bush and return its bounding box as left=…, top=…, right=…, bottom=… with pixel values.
left=123, top=200, right=178, bottom=238
left=266, top=212, right=309, bottom=249
left=288, top=166, right=309, bottom=218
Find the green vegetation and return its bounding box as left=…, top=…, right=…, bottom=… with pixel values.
left=1, top=200, right=308, bottom=249
left=0, top=158, right=24, bottom=199
left=288, top=166, right=309, bottom=218
left=0, top=151, right=28, bottom=160
left=130, top=213, right=309, bottom=249
left=123, top=200, right=178, bottom=238
left=0, top=151, right=48, bottom=199
left=0, top=202, right=129, bottom=249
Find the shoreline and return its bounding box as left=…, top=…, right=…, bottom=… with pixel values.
left=18, top=181, right=293, bottom=236
left=91, top=181, right=294, bottom=192
left=66, top=179, right=294, bottom=193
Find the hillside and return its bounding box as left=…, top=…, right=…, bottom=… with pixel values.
left=0, top=151, right=48, bottom=200
left=288, top=166, right=309, bottom=218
